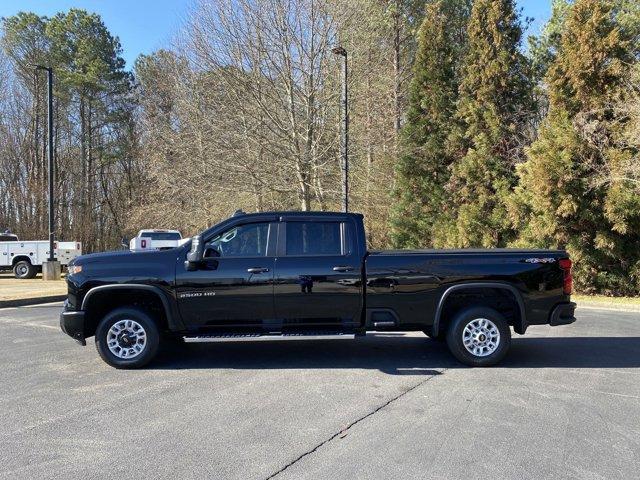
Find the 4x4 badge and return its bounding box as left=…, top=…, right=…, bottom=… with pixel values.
left=524, top=258, right=556, bottom=264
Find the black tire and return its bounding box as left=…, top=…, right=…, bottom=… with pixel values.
left=14, top=260, right=36, bottom=279
left=423, top=327, right=445, bottom=342
left=95, top=307, right=160, bottom=369
left=445, top=307, right=511, bottom=367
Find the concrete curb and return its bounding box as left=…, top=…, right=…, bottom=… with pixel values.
left=0, top=295, right=66, bottom=309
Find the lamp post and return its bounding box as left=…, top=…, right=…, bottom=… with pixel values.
left=331, top=46, right=348, bottom=213
left=34, top=65, right=60, bottom=280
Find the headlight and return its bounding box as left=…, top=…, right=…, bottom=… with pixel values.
left=67, top=265, right=83, bottom=275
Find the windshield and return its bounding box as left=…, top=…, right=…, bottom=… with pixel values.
left=142, top=232, right=181, bottom=241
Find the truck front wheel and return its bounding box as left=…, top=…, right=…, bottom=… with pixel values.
left=95, top=307, right=160, bottom=369
left=14, top=260, right=36, bottom=279
left=445, top=307, right=511, bottom=367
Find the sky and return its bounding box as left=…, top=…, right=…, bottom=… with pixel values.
left=0, top=0, right=552, bottom=69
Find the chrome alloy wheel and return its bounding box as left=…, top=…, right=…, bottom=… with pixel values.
left=462, top=318, right=500, bottom=357
left=107, top=319, right=147, bottom=359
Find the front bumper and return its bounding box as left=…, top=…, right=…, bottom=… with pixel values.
left=549, top=302, right=577, bottom=326
left=60, top=301, right=87, bottom=346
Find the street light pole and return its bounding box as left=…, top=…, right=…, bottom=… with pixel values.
left=45, top=67, right=54, bottom=262
left=332, top=46, right=348, bottom=213
left=35, top=65, right=59, bottom=279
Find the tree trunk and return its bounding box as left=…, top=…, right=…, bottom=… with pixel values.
left=393, top=1, right=402, bottom=135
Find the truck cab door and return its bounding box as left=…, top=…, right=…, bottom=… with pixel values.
left=175, top=221, right=276, bottom=332
left=273, top=218, right=363, bottom=332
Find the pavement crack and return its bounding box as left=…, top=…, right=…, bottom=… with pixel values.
left=265, top=370, right=445, bottom=479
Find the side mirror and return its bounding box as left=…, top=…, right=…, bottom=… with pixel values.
left=204, top=247, right=221, bottom=258
left=185, top=235, right=204, bottom=271
left=121, top=237, right=130, bottom=249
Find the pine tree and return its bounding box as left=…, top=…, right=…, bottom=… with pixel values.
left=528, top=0, right=572, bottom=85
left=390, top=0, right=471, bottom=248
left=436, top=0, right=534, bottom=248
left=514, top=0, right=640, bottom=294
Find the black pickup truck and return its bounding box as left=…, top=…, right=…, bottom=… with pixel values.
left=60, top=211, right=576, bottom=368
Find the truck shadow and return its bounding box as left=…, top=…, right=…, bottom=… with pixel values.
left=151, top=334, right=640, bottom=373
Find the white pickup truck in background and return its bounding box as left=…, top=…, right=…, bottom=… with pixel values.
left=0, top=235, right=82, bottom=279
left=129, top=229, right=186, bottom=252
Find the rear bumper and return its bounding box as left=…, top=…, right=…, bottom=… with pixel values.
left=60, top=301, right=87, bottom=346
left=549, top=302, right=577, bottom=326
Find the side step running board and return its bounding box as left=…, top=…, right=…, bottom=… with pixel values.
left=183, top=333, right=356, bottom=343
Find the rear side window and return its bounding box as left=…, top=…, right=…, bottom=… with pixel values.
left=286, top=222, right=342, bottom=256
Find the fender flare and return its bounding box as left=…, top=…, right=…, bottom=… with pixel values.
left=432, top=282, right=527, bottom=336
left=81, top=284, right=183, bottom=331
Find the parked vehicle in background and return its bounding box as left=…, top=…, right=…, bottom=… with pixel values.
left=129, top=229, right=184, bottom=252
left=60, top=211, right=576, bottom=369
left=0, top=230, right=19, bottom=242
left=1, top=239, right=82, bottom=279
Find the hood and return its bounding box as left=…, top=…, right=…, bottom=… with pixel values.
left=72, top=247, right=185, bottom=265
left=69, top=247, right=184, bottom=280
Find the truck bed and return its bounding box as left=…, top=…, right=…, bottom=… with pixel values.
left=369, top=248, right=567, bottom=255
left=365, top=248, right=569, bottom=330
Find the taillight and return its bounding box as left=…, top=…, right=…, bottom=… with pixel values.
left=559, top=258, right=572, bottom=295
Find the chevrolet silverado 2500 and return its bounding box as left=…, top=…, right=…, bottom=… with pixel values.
left=60, top=211, right=576, bottom=368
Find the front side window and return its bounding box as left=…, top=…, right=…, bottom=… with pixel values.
left=286, top=222, right=342, bottom=256
left=206, top=223, right=269, bottom=257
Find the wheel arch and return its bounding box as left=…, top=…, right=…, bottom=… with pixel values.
left=12, top=255, right=32, bottom=266
left=432, top=282, right=527, bottom=336
left=81, top=284, right=181, bottom=338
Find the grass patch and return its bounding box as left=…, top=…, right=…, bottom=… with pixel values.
left=0, top=276, right=66, bottom=302
left=573, top=294, right=640, bottom=307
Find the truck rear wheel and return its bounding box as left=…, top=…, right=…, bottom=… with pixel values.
left=14, top=260, right=36, bottom=279
left=445, top=307, right=511, bottom=367
left=95, top=307, right=160, bottom=369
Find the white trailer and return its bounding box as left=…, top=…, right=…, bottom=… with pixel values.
left=0, top=239, right=82, bottom=279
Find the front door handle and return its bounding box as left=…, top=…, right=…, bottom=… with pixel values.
left=247, top=267, right=269, bottom=274
left=332, top=265, right=355, bottom=272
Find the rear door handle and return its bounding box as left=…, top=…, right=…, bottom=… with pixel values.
left=332, top=265, right=355, bottom=272
left=247, top=267, right=269, bottom=274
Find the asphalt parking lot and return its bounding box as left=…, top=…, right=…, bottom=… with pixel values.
left=0, top=303, right=639, bottom=479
